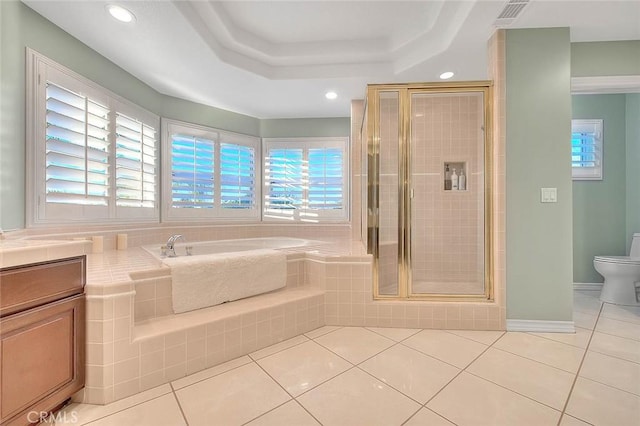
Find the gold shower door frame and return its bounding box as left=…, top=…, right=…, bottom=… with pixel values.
left=367, top=82, right=494, bottom=301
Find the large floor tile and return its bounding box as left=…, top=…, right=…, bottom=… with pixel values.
left=246, top=401, right=320, bottom=426
left=531, top=327, right=592, bottom=349
left=249, top=335, right=309, bottom=361
left=314, top=327, right=395, bottom=364
left=467, top=347, right=574, bottom=410
left=559, top=414, right=592, bottom=426
left=84, top=394, right=185, bottom=426
left=172, top=356, right=252, bottom=390
left=359, top=344, right=460, bottom=403
left=56, top=385, right=173, bottom=425
left=297, top=368, right=420, bottom=426
left=403, top=330, right=487, bottom=368
left=365, top=327, right=420, bottom=342
left=404, top=408, right=455, bottom=426
left=596, top=316, right=640, bottom=341
left=446, top=329, right=505, bottom=345
left=566, top=377, right=640, bottom=426
left=427, top=372, right=560, bottom=426
left=600, top=303, right=640, bottom=325
left=257, top=340, right=352, bottom=396
left=580, top=351, right=640, bottom=395
left=175, top=362, right=290, bottom=425
left=573, top=311, right=599, bottom=330
left=589, top=331, right=640, bottom=364
left=493, top=332, right=584, bottom=373
left=573, top=291, right=603, bottom=315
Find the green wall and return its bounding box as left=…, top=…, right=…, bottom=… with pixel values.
left=627, top=94, right=640, bottom=246
left=505, top=28, right=574, bottom=321
left=0, top=1, right=347, bottom=231
left=572, top=95, right=628, bottom=283
left=572, top=41, right=640, bottom=77
left=260, top=118, right=350, bottom=138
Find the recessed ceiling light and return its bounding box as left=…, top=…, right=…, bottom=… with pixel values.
left=106, top=5, right=135, bottom=23
left=325, top=91, right=338, bottom=100
left=440, top=71, right=454, bottom=80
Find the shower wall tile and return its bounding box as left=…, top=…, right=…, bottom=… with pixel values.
left=410, top=93, right=485, bottom=291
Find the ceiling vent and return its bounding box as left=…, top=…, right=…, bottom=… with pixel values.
left=495, top=0, right=530, bottom=27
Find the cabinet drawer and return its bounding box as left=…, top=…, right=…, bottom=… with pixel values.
left=0, top=257, right=85, bottom=318
left=0, top=294, right=85, bottom=425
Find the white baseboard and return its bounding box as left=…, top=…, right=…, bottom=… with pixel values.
left=573, top=282, right=603, bottom=291
left=506, top=319, right=575, bottom=333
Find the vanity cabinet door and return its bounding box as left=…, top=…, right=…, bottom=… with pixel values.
left=0, top=294, right=85, bottom=426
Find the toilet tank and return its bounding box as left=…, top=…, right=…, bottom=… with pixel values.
left=631, top=233, right=640, bottom=258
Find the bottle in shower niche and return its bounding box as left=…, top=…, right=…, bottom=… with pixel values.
left=451, top=168, right=459, bottom=190
left=459, top=168, right=466, bottom=190
left=444, top=164, right=452, bottom=190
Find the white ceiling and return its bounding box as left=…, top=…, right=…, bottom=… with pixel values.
left=22, top=0, right=640, bottom=119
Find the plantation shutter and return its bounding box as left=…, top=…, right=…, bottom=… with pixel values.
left=115, top=113, right=157, bottom=208
left=170, top=134, right=215, bottom=209
left=263, top=137, right=349, bottom=222
left=220, top=142, right=255, bottom=209
left=308, top=147, right=344, bottom=210
left=571, top=119, right=603, bottom=180
left=265, top=148, right=305, bottom=216
left=45, top=83, right=110, bottom=206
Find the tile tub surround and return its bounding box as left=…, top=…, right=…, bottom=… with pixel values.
left=72, top=237, right=506, bottom=406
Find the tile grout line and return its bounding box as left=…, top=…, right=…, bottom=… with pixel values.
left=249, top=355, right=327, bottom=425
left=556, top=301, right=604, bottom=426
left=419, top=334, right=497, bottom=422
left=248, top=335, right=311, bottom=362
left=171, top=357, right=253, bottom=391
left=79, top=389, right=173, bottom=426
left=169, top=382, right=190, bottom=426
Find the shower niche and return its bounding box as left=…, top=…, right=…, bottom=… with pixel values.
left=443, top=161, right=467, bottom=191
left=365, top=82, right=492, bottom=301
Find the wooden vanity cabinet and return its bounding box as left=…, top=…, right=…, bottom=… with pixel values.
left=0, top=256, right=86, bottom=426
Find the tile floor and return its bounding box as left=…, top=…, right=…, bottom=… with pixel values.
left=54, top=291, right=639, bottom=425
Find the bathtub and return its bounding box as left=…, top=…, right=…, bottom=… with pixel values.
left=142, top=236, right=323, bottom=259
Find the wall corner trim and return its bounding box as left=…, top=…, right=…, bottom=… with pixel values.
left=506, top=319, right=575, bottom=333
left=573, top=282, right=604, bottom=291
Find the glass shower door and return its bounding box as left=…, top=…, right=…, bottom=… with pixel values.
left=409, top=91, right=486, bottom=296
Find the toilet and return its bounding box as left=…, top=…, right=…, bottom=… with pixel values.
left=594, top=233, right=640, bottom=306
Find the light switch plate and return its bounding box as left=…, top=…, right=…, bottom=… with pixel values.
left=541, top=187, right=557, bottom=203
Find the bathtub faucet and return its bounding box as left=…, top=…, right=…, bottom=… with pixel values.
left=166, top=234, right=185, bottom=257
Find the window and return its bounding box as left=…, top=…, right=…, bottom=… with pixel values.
left=572, top=119, right=603, bottom=180
left=162, top=119, right=260, bottom=221
left=27, top=50, right=159, bottom=225
left=263, top=137, right=349, bottom=222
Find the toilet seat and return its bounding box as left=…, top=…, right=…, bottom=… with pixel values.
left=594, top=256, right=640, bottom=265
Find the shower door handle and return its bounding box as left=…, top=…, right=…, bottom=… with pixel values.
left=410, top=189, right=415, bottom=199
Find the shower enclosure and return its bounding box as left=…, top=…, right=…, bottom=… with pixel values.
left=364, top=83, right=493, bottom=301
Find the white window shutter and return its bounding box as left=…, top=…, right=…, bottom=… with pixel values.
left=45, top=83, right=110, bottom=206
left=265, top=148, right=305, bottom=219
left=220, top=142, right=256, bottom=210
left=308, top=147, right=344, bottom=210
left=263, top=138, right=349, bottom=222
left=171, top=133, right=215, bottom=209
left=30, top=51, right=160, bottom=224
left=572, top=119, right=603, bottom=180
left=115, top=112, right=157, bottom=208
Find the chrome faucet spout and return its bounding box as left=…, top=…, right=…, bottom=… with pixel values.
left=166, top=234, right=185, bottom=257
